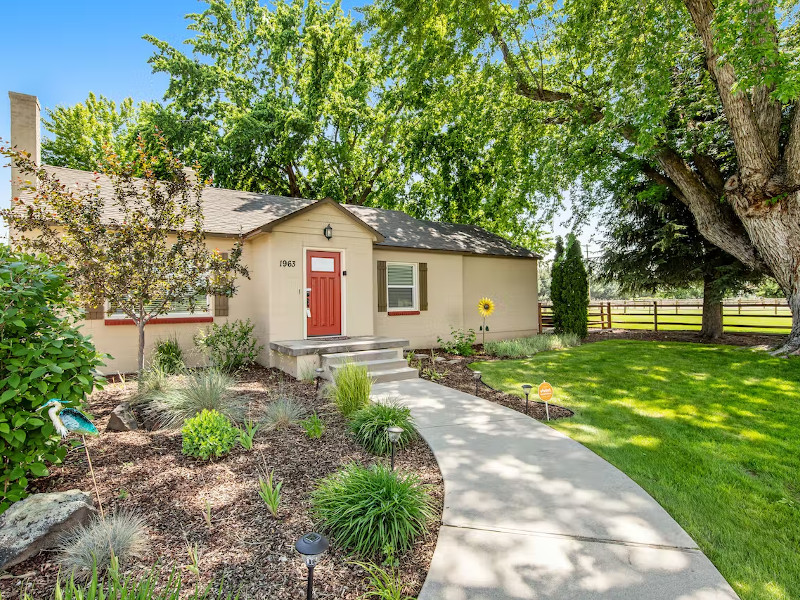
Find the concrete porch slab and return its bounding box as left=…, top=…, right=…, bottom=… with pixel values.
left=270, top=336, right=409, bottom=356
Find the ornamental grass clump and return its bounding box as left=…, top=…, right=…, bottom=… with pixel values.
left=141, top=368, right=247, bottom=428
left=262, top=396, right=306, bottom=430
left=349, top=400, right=417, bottom=456
left=328, top=362, right=372, bottom=418
left=57, top=511, right=149, bottom=579
left=181, top=409, right=239, bottom=460
left=483, top=333, right=581, bottom=358
left=310, top=463, right=434, bottom=557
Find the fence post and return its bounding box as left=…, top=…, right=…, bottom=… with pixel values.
left=653, top=301, right=659, bottom=331
left=538, top=302, right=543, bottom=334
left=607, top=301, right=612, bottom=329
left=738, top=298, right=742, bottom=315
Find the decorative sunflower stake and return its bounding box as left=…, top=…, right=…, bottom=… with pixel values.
left=477, top=297, right=495, bottom=346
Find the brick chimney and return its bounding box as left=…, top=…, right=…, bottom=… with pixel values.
left=8, top=92, right=41, bottom=200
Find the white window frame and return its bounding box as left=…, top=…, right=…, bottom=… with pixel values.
left=106, top=293, right=212, bottom=320
left=386, top=262, right=418, bottom=311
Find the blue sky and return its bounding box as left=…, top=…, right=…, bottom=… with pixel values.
left=1, top=0, right=594, bottom=254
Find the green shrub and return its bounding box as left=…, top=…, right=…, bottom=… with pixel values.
left=238, top=419, right=259, bottom=450
left=194, top=319, right=264, bottom=372
left=301, top=413, right=326, bottom=439
left=436, top=327, right=476, bottom=356
left=311, top=463, right=434, bottom=557
left=553, top=234, right=589, bottom=338
left=141, top=369, right=247, bottom=428
left=130, top=363, right=176, bottom=406
left=27, top=563, right=237, bottom=600
left=57, top=511, right=149, bottom=579
left=258, top=470, right=282, bottom=517
left=349, top=401, right=417, bottom=456
left=181, top=409, right=239, bottom=460
left=0, top=247, right=106, bottom=512
left=151, top=336, right=184, bottom=374
left=353, top=560, right=413, bottom=600
left=328, top=362, right=372, bottom=418
left=483, top=333, right=581, bottom=358
left=263, top=396, right=306, bottom=429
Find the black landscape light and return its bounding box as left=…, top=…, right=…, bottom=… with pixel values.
left=387, top=426, right=404, bottom=471
left=296, top=532, right=329, bottom=600
left=323, top=223, right=333, bottom=240
left=315, top=367, right=324, bottom=392
left=473, top=370, right=482, bottom=395
left=522, top=384, right=533, bottom=415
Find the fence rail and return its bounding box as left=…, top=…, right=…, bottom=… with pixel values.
left=538, top=299, right=792, bottom=334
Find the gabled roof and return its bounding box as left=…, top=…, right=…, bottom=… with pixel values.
left=40, top=165, right=540, bottom=259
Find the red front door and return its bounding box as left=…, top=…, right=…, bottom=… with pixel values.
left=306, top=250, right=342, bottom=336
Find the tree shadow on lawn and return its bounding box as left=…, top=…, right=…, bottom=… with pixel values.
left=473, top=339, right=800, bottom=600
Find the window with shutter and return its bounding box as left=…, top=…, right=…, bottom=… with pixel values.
left=386, top=263, right=417, bottom=310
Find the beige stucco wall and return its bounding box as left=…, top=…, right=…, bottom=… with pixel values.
left=373, top=249, right=538, bottom=349
left=462, top=255, right=539, bottom=342
left=373, top=249, right=465, bottom=348
left=265, top=202, right=377, bottom=348
left=81, top=236, right=255, bottom=376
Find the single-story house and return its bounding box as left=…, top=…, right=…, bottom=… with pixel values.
left=8, top=92, right=540, bottom=379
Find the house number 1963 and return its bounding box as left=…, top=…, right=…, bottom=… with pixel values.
left=279, top=260, right=296, bottom=267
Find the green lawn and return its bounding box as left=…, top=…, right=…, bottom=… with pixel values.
left=473, top=340, right=800, bottom=600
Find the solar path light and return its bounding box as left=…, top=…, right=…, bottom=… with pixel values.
left=315, top=367, right=324, bottom=392
left=387, top=426, right=404, bottom=471
left=473, top=370, right=482, bottom=395
left=296, top=532, right=329, bottom=600
left=522, top=384, right=533, bottom=415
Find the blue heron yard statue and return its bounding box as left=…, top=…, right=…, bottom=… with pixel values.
left=38, top=399, right=104, bottom=516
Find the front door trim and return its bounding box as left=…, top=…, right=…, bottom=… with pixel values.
left=303, top=247, right=346, bottom=339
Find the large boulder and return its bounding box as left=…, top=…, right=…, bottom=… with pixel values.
left=0, top=489, right=96, bottom=569
left=106, top=402, right=138, bottom=432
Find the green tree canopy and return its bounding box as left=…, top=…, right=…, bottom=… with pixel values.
left=368, top=0, right=800, bottom=354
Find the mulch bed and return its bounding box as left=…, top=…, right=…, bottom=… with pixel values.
left=585, top=327, right=786, bottom=348
left=0, top=367, right=444, bottom=600
left=410, top=350, right=573, bottom=421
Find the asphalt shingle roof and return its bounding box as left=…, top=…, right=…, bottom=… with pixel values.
left=42, top=165, right=539, bottom=259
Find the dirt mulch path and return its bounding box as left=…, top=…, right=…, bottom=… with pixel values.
left=0, top=367, right=443, bottom=600
left=409, top=350, right=573, bottom=421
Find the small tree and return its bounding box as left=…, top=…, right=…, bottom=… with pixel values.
left=550, top=236, right=565, bottom=331
left=1, top=136, right=249, bottom=374
left=554, top=234, right=588, bottom=338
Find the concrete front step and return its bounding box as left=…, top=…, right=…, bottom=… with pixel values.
left=320, top=348, right=418, bottom=383
left=321, top=348, right=402, bottom=368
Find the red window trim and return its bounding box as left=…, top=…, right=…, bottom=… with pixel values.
left=105, top=316, right=214, bottom=326
left=387, top=310, right=420, bottom=316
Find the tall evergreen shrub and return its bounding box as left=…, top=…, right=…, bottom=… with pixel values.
left=554, top=235, right=589, bottom=338
left=550, top=236, right=565, bottom=331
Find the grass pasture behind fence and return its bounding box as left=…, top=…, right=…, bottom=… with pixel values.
left=539, top=298, right=792, bottom=335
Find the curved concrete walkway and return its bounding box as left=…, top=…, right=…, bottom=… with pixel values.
left=372, top=378, right=740, bottom=600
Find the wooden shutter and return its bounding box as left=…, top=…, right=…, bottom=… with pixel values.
left=377, top=260, right=387, bottom=312
left=214, top=252, right=230, bottom=317
left=419, top=263, right=428, bottom=311
left=85, top=301, right=105, bottom=320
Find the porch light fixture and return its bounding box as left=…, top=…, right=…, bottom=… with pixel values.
left=522, top=384, right=533, bottom=416
left=323, top=223, right=333, bottom=240
left=473, top=370, right=482, bottom=395
left=295, top=532, right=329, bottom=600
left=315, top=367, right=325, bottom=392
left=387, top=426, right=404, bottom=471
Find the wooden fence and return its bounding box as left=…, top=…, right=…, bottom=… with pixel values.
left=538, top=299, right=792, bottom=334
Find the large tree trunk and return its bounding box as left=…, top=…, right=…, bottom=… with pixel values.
left=699, top=273, right=724, bottom=340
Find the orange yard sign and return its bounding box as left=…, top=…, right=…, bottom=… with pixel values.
left=538, top=382, right=553, bottom=402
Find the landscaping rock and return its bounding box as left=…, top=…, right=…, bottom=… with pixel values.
left=0, top=490, right=96, bottom=569
left=106, top=402, right=138, bottom=432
